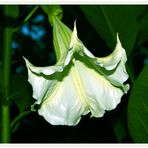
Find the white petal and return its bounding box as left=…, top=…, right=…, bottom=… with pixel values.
left=69, top=21, right=78, bottom=49
left=69, top=29, right=129, bottom=86
left=64, top=49, right=73, bottom=66
left=107, top=54, right=129, bottom=85
left=74, top=60, right=124, bottom=117
left=81, top=36, right=129, bottom=86
left=24, top=57, right=64, bottom=75
left=96, top=34, right=126, bottom=70
left=83, top=46, right=95, bottom=58
left=24, top=57, right=60, bottom=106
left=38, top=65, right=89, bottom=126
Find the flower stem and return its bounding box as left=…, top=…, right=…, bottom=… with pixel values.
left=0, top=6, right=13, bottom=143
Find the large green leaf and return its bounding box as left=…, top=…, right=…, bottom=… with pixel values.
left=138, top=10, right=148, bottom=45
left=131, top=5, right=147, bottom=19
left=80, top=5, right=138, bottom=56
left=128, top=64, right=148, bottom=142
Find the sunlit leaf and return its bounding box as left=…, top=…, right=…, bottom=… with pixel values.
left=128, top=64, right=148, bottom=142
left=80, top=5, right=138, bottom=56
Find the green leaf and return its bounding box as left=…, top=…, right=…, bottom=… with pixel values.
left=138, top=10, right=148, bottom=45
left=131, top=5, right=147, bottom=19
left=80, top=5, right=138, bottom=56
left=10, top=75, right=32, bottom=113
left=128, top=64, right=148, bottom=142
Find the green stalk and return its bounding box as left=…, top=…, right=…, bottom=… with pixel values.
left=1, top=6, right=13, bottom=143
left=13, top=6, right=39, bottom=33
left=11, top=110, right=32, bottom=133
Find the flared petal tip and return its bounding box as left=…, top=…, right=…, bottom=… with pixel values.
left=72, top=21, right=78, bottom=40
left=116, top=33, right=122, bottom=46
left=23, top=56, right=30, bottom=68
left=23, top=56, right=35, bottom=71
left=23, top=56, right=27, bottom=64
left=69, top=20, right=78, bottom=49
left=74, top=19, right=77, bottom=34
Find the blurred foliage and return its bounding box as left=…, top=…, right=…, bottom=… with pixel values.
left=0, top=5, right=148, bottom=143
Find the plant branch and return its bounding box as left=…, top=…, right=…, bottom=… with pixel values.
left=1, top=6, right=13, bottom=143
left=11, top=110, right=32, bottom=132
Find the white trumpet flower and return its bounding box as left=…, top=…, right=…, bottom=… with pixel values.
left=24, top=21, right=129, bottom=126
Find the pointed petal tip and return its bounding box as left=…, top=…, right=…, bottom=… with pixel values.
left=73, top=20, right=78, bottom=38
left=23, top=56, right=33, bottom=69
left=23, top=56, right=30, bottom=64
left=74, top=19, right=77, bottom=26
left=23, top=56, right=28, bottom=65
left=23, top=56, right=26, bottom=61
left=69, top=20, right=79, bottom=49
left=116, top=33, right=122, bottom=45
